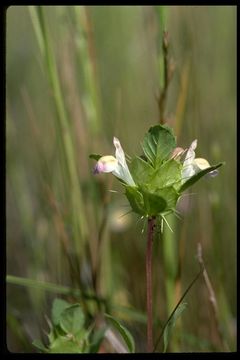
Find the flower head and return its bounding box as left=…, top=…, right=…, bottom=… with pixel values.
left=91, top=125, right=223, bottom=218
left=182, top=139, right=218, bottom=183
left=94, top=137, right=136, bottom=186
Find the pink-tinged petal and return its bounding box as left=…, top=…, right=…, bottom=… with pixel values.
left=170, top=147, right=185, bottom=160
left=94, top=156, right=118, bottom=174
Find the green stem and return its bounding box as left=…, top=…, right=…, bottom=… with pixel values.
left=146, top=216, right=156, bottom=352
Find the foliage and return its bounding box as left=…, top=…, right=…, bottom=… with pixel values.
left=163, top=302, right=187, bottom=353
left=32, top=298, right=105, bottom=353
left=105, top=314, right=135, bottom=353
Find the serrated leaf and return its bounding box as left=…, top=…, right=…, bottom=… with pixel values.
left=142, top=125, right=176, bottom=168
left=140, top=186, right=167, bottom=216
left=129, top=156, right=154, bottom=185
left=59, top=304, right=85, bottom=335
left=163, top=302, right=187, bottom=353
left=105, top=314, right=135, bottom=353
left=125, top=186, right=145, bottom=215
left=51, top=298, right=71, bottom=326
left=180, top=162, right=224, bottom=193
left=150, top=159, right=182, bottom=189
left=154, top=186, right=179, bottom=212
left=89, top=153, right=102, bottom=161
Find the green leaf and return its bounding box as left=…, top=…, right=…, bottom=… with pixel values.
left=180, top=162, right=224, bottom=193
left=140, top=186, right=167, bottom=216
left=51, top=298, right=71, bottom=326
left=105, top=314, right=135, bottom=353
left=150, top=159, right=182, bottom=189
left=59, top=304, right=85, bottom=335
left=125, top=186, right=145, bottom=215
left=89, top=153, right=102, bottom=161
left=139, top=185, right=179, bottom=216
left=32, top=339, right=48, bottom=352
left=125, top=184, right=179, bottom=217
left=154, top=186, right=179, bottom=212
left=129, top=156, right=154, bottom=185
left=163, top=302, right=187, bottom=353
left=142, top=125, right=176, bottom=168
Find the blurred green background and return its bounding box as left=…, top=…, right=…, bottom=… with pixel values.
left=6, top=6, right=236, bottom=352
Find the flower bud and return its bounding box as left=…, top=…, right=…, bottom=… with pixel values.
left=94, top=156, right=118, bottom=174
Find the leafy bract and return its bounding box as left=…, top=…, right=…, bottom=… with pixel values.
left=180, top=162, right=224, bottom=193
left=154, top=186, right=179, bottom=212
left=142, top=125, right=176, bottom=168
left=125, top=186, right=145, bottom=216
left=127, top=156, right=181, bottom=216
left=139, top=186, right=167, bottom=216
left=150, top=159, right=182, bottom=190
left=129, top=156, right=154, bottom=185
left=125, top=185, right=179, bottom=217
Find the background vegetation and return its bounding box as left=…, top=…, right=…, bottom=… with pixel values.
left=6, top=5, right=236, bottom=352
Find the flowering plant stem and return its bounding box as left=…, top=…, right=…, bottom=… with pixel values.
left=146, top=216, right=156, bottom=352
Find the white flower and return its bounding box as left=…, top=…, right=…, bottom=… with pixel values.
left=182, top=139, right=218, bottom=183
left=94, top=137, right=136, bottom=186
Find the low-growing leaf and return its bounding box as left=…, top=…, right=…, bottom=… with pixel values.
left=163, top=302, right=187, bottom=353
left=105, top=314, right=135, bottom=353
left=59, top=304, right=85, bottom=335
left=51, top=298, right=71, bottom=326
left=49, top=335, right=83, bottom=353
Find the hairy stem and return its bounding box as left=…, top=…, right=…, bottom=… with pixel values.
left=146, top=216, right=156, bottom=352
